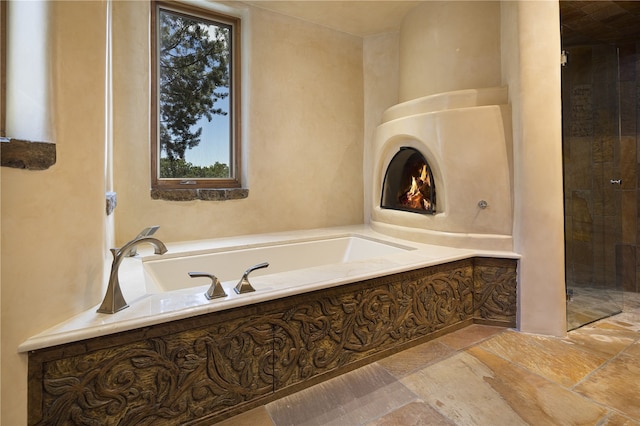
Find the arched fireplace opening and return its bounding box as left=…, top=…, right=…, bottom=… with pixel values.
left=381, top=147, right=436, bottom=214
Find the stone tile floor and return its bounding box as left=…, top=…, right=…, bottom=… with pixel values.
left=219, top=293, right=640, bottom=425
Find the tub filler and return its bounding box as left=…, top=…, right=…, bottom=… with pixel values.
left=23, top=226, right=518, bottom=425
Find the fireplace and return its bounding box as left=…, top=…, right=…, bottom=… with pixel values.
left=370, top=86, right=514, bottom=250
left=381, top=147, right=436, bottom=214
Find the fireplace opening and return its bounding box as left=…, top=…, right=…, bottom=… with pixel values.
left=381, top=147, right=436, bottom=214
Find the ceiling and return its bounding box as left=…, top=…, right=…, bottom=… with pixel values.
left=560, top=1, right=640, bottom=46
left=243, top=1, right=640, bottom=44
left=242, top=1, right=423, bottom=37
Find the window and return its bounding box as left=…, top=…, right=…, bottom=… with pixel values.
left=0, top=1, right=55, bottom=171
left=1, top=0, right=6, bottom=137
left=151, top=1, right=241, bottom=190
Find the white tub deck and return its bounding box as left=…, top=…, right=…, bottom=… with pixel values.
left=19, top=225, right=519, bottom=352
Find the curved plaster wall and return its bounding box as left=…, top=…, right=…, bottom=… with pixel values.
left=373, top=1, right=511, bottom=251
left=399, top=1, right=501, bottom=101
left=371, top=87, right=513, bottom=250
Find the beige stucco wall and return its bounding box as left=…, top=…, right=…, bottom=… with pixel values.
left=113, top=2, right=365, bottom=244
left=363, top=32, right=400, bottom=224
left=399, top=1, right=501, bottom=101
left=1, top=2, right=109, bottom=424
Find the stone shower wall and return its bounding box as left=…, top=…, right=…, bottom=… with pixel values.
left=619, top=43, right=640, bottom=292
left=562, top=43, right=640, bottom=293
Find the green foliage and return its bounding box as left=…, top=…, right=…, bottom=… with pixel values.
left=159, top=9, right=230, bottom=177
left=160, top=158, right=230, bottom=179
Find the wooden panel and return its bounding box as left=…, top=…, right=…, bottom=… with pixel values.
left=473, top=257, right=518, bottom=326
left=28, top=258, right=517, bottom=425
left=29, top=314, right=274, bottom=425
left=272, top=261, right=475, bottom=390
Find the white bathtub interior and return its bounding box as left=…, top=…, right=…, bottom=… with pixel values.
left=143, top=235, right=415, bottom=292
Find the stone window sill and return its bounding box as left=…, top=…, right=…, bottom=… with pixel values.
left=151, top=188, right=249, bottom=201
left=1, top=137, right=56, bottom=170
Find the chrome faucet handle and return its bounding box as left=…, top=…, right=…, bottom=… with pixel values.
left=234, top=262, right=269, bottom=294
left=127, top=225, right=160, bottom=257
left=189, top=272, right=227, bottom=300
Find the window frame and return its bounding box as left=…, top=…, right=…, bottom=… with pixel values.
left=151, top=1, right=242, bottom=190
left=1, top=0, right=6, bottom=137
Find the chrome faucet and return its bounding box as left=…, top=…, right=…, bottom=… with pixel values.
left=234, top=262, right=269, bottom=294
left=127, top=225, right=160, bottom=257
left=97, top=235, right=168, bottom=314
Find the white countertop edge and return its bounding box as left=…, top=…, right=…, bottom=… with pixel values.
left=19, top=225, right=520, bottom=353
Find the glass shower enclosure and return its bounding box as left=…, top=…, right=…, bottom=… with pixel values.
left=562, top=43, right=624, bottom=331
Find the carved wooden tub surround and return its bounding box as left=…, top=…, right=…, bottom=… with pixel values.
left=28, top=257, right=517, bottom=425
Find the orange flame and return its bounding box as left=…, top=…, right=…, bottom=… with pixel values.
left=399, top=164, right=432, bottom=211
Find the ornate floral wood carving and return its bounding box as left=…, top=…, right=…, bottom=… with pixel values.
left=272, top=262, right=474, bottom=389
left=33, top=318, right=275, bottom=425
left=473, top=257, right=517, bottom=326
left=28, top=258, right=517, bottom=425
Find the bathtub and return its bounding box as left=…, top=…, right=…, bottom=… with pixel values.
left=19, top=225, right=518, bottom=352
left=143, top=235, right=414, bottom=292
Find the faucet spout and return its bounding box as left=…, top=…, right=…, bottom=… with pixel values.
left=127, top=225, right=160, bottom=257
left=97, top=236, right=168, bottom=314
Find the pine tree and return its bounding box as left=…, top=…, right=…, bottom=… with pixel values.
left=159, top=11, right=230, bottom=177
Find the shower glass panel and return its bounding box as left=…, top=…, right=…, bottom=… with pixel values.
left=562, top=43, right=624, bottom=331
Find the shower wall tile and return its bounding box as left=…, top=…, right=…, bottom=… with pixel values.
left=565, top=220, right=574, bottom=276
left=568, top=47, right=593, bottom=86
left=604, top=225, right=620, bottom=287
left=620, top=80, right=637, bottom=136
left=621, top=136, right=636, bottom=190
left=573, top=240, right=595, bottom=285
left=617, top=244, right=636, bottom=292
left=593, top=135, right=614, bottom=163
left=592, top=162, right=617, bottom=217
left=604, top=166, right=618, bottom=217
left=570, top=85, right=594, bottom=137
left=619, top=44, right=637, bottom=82
left=593, top=108, right=617, bottom=138
left=571, top=191, right=593, bottom=242
left=622, top=190, right=637, bottom=244
left=570, top=137, right=593, bottom=189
